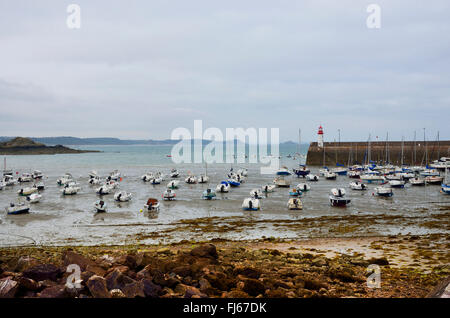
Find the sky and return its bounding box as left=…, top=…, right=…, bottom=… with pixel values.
left=0, top=0, right=449, bottom=142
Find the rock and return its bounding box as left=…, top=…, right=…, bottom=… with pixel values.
left=204, top=272, right=232, bottom=291
left=172, top=266, right=192, bottom=277
left=303, top=277, right=327, bottom=291
left=23, top=264, right=61, bottom=282
left=63, top=251, right=96, bottom=271
left=15, top=256, right=40, bottom=272
left=121, top=281, right=145, bottom=298
left=0, top=277, right=18, bottom=298
left=269, top=249, right=282, bottom=256
left=39, top=285, right=68, bottom=298
left=226, top=290, right=250, bottom=298
left=242, top=278, right=265, bottom=296
left=233, top=266, right=261, bottom=279
left=124, top=254, right=137, bottom=269
left=265, top=288, right=287, bottom=298
left=368, top=257, right=389, bottom=266
left=184, top=285, right=207, bottom=298
left=199, top=278, right=212, bottom=292
left=174, top=283, right=188, bottom=295
left=85, top=265, right=106, bottom=277
left=87, top=275, right=111, bottom=298
left=142, top=279, right=162, bottom=298
left=426, top=275, right=450, bottom=298
left=157, top=248, right=172, bottom=255
left=136, top=267, right=152, bottom=280
left=18, top=277, right=40, bottom=291
left=105, top=269, right=135, bottom=291
left=190, top=244, right=218, bottom=259
left=110, top=289, right=126, bottom=298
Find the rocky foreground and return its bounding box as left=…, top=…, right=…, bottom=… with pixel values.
left=0, top=237, right=448, bottom=298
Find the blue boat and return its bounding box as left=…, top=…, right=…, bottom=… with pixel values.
left=293, top=165, right=310, bottom=177
left=228, top=179, right=240, bottom=187
left=276, top=167, right=291, bottom=176
left=6, top=203, right=30, bottom=215
left=289, top=189, right=302, bottom=197
left=442, top=183, right=450, bottom=194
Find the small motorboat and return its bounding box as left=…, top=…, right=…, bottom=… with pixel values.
left=26, top=193, right=42, bottom=203
left=141, top=173, right=154, bottom=182
left=3, top=175, right=18, bottom=186
left=261, top=184, right=276, bottom=193
left=289, top=188, right=302, bottom=197
left=144, top=198, right=160, bottom=211
left=32, top=170, right=43, bottom=180
left=296, top=183, right=310, bottom=192
left=425, top=176, right=444, bottom=185
left=185, top=176, right=197, bottom=184
left=89, top=176, right=102, bottom=185
left=109, top=170, right=121, bottom=181
left=324, top=171, right=337, bottom=180
left=18, top=173, right=33, bottom=183
left=374, top=186, right=393, bottom=197
left=57, top=173, right=74, bottom=186
left=17, top=186, right=38, bottom=196
left=329, top=189, right=351, bottom=207
left=114, top=191, right=132, bottom=202
left=319, top=167, right=329, bottom=176
left=228, top=179, right=241, bottom=187
left=149, top=177, right=162, bottom=185
left=216, top=181, right=230, bottom=193
left=35, top=182, right=45, bottom=190
left=331, top=167, right=347, bottom=176
left=287, top=198, right=303, bottom=210
left=409, top=177, right=425, bottom=186
left=88, top=170, right=99, bottom=178
left=198, top=175, right=209, bottom=183
left=250, top=189, right=263, bottom=199
left=61, top=184, right=81, bottom=195
left=167, top=180, right=180, bottom=189
left=273, top=176, right=290, bottom=187
left=276, top=167, right=291, bottom=176
left=163, top=189, right=176, bottom=200
left=420, top=169, right=440, bottom=177
left=5, top=202, right=30, bottom=215
left=96, top=184, right=111, bottom=195
left=349, top=181, right=367, bottom=190
left=293, top=165, right=310, bottom=178
left=94, top=200, right=107, bottom=213
left=202, top=189, right=216, bottom=200
left=441, top=183, right=450, bottom=195
left=331, top=188, right=346, bottom=197
left=169, top=169, right=179, bottom=178
left=306, top=174, right=319, bottom=181
left=389, top=180, right=405, bottom=188
left=242, top=198, right=260, bottom=211
left=347, top=170, right=361, bottom=179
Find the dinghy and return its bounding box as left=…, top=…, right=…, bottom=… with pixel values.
left=242, top=198, right=260, bottom=211
left=61, top=184, right=81, bottom=195
left=216, top=181, right=230, bottom=193
left=389, top=180, right=405, bottom=188
left=5, top=202, right=30, bottom=215
left=273, top=176, right=290, bottom=187
left=32, top=170, right=43, bottom=180
left=114, top=191, right=132, bottom=202
left=409, top=177, right=425, bottom=186
left=296, top=183, right=310, bottom=192
left=202, top=189, right=216, bottom=200
left=261, top=184, right=276, bottom=193
left=250, top=189, right=263, bottom=199
left=375, top=186, right=393, bottom=197
left=95, top=184, right=111, bottom=195
left=198, top=175, right=209, bottom=183
left=169, top=169, right=179, bottom=178
left=227, top=179, right=240, bottom=187
left=306, top=174, right=319, bottom=182
left=287, top=198, right=303, bottom=210
left=163, top=189, right=176, bottom=200
left=94, top=200, right=107, bottom=213
left=324, top=171, right=337, bottom=180
left=185, top=176, right=197, bottom=184
left=144, top=198, right=160, bottom=211
left=17, top=186, right=38, bottom=196
left=289, top=188, right=302, bottom=197
left=109, top=170, right=121, bottom=181
left=425, top=176, right=444, bottom=185
left=26, top=193, right=42, bottom=203
left=349, top=181, right=367, bottom=190
left=167, top=180, right=180, bottom=189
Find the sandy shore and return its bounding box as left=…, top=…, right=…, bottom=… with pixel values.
left=0, top=233, right=448, bottom=298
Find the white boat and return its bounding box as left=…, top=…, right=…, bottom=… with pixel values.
left=169, top=169, right=179, bottom=178
left=399, top=172, right=415, bottom=180
left=287, top=198, right=303, bottom=210
left=18, top=173, right=33, bottom=183
left=32, top=170, right=43, bottom=180
left=5, top=202, right=30, bottom=215
left=149, top=177, right=162, bottom=185
left=261, top=184, right=276, bottom=193
left=17, top=186, right=38, bottom=196
left=109, top=170, right=121, bottom=181
left=242, top=198, right=260, bottom=211
left=216, top=181, right=230, bottom=193
left=3, top=175, right=18, bottom=186
left=250, top=189, right=263, bottom=199
left=425, top=176, right=444, bottom=185
left=95, top=184, right=111, bottom=195
left=185, top=176, right=197, bottom=184
left=276, top=167, right=291, bottom=176
left=88, top=170, right=98, bottom=178
left=61, top=184, right=81, bottom=195
left=409, top=177, right=425, bottom=186
left=163, top=189, right=176, bottom=200
left=331, top=188, right=346, bottom=197
left=296, top=183, right=310, bottom=192
left=0, top=181, right=5, bottom=190
left=57, top=174, right=74, bottom=186
left=237, top=168, right=248, bottom=177
left=273, top=176, right=290, bottom=187
left=360, top=174, right=386, bottom=184
left=349, top=181, right=367, bottom=190
left=144, top=198, right=160, bottom=211
left=35, top=182, right=45, bottom=190
left=319, top=168, right=329, bottom=176
left=114, top=191, right=132, bottom=202
left=306, top=174, right=319, bottom=181
left=441, top=166, right=450, bottom=194
left=375, top=186, right=393, bottom=197
left=198, top=175, right=209, bottom=183
left=89, top=176, right=102, bottom=185
left=105, top=180, right=120, bottom=189
left=324, top=171, right=337, bottom=180
left=94, top=200, right=107, bottom=213
left=347, top=170, right=361, bottom=179
left=141, top=173, right=154, bottom=182
left=26, top=193, right=42, bottom=203
left=167, top=180, right=180, bottom=189
left=389, top=180, right=405, bottom=188
left=420, top=169, right=440, bottom=177
left=385, top=173, right=403, bottom=181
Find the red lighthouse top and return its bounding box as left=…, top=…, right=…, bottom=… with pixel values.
left=318, top=126, right=323, bottom=135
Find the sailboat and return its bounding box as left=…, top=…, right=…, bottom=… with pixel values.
left=293, top=129, right=310, bottom=177
left=198, top=163, right=209, bottom=183
left=441, top=165, right=450, bottom=194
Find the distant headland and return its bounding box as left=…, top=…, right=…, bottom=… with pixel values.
left=0, top=137, right=100, bottom=155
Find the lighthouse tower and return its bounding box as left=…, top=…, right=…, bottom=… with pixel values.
left=317, top=125, right=324, bottom=148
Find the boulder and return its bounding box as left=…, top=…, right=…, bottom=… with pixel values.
left=17, top=277, right=40, bottom=291
left=85, top=265, right=106, bottom=277
left=105, top=268, right=135, bottom=291
left=233, top=266, right=261, bottom=279
left=184, top=285, right=207, bottom=298
left=142, top=279, right=162, bottom=298
left=190, top=244, right=218, bottom=259
left=0, top=277, right=18, bottom=298
left=38, top=285, right=68, bottom=298
left=242, top=278, right=265, bottom=296
left=15, top=256, right=40, bottom=272
left=63, top=251, right=96, bottom=271
left=110, top=289, right=126, bottom=298
left=121, top=281, right=145, bottom=298
left=23, top=264, right=61, bottom=282
left=87, top=275, right=111, bottom=298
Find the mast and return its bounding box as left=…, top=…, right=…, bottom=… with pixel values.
left=437, top=131, right=440, bottom=160
left=367, top=134, right=371, bottom=166
left=385, top=132, right=389, bottom=165
left=401, top=136, right=404, bottom=166
left=298, top=128, right=301, bottom=165
left=414, top=131, right=416, bottom=165
left=424, top=128, right=427, bottom=166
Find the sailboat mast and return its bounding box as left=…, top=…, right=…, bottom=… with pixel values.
left=414, top=131, right=416, bottom=165
left=401, top=136, right=404, bottom=166
left=298, top=128, right=301, bottom=165
left=424, top=128, right=427, bottom=166
left=437, top=131, right=440, bottom=159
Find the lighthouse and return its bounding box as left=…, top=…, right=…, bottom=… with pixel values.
left=317, top=125, right=324, bottom=148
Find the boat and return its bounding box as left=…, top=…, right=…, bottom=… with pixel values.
left=2, top=175, right=17, bottom=186
left=331, top=188, right=346, bottom=197
left=349, top=181, right=367, bottom=190
left=331, top=167, right=347, bottom=176
left=114, top=191, right=132, bottom=202
left=360, top=173, right=386, bottom=184
left=306, top=174, right=319, bottom=181
left=163, top=189, right=176, bottom=200
left=167, top=180, right=180, bottom=189
left=57, top=173, right=74, bottom=186
left=289, top=188, right=302, bottom=197
left=109, top=170, right=121, bottom=181
left=149, top=177, right=162, bottom=185
left=319, top=167, right=329, bottom=176
left=409, top=177, right=425, bottom=186
left=0, top=181, right=5, bottom=190
left=5, top=202, right=30, bottom=215
left=18, top=173, right=33, bottom=183
left=88, top=170, right=99, bottom=178
left=89, top=176, right=102, bottom=185
left=17, top=186, right=38, bottom=196
left=202, top=189, right=216, bottom=200
left=144, top=198, right=160, bottom=211
left=237, top=168, right=248, bottom=177
left=441, top=166, right=450, bottom=194
left=329, top=195, right=351, bottom=207
left=347, top=170, right=361, bottom=179
left=95, top=184, right=112, bottom=195
left=399, top=172, right=415, bottom=180
left=216, top=181, right=230, bottom=193
left=32, top=170, right=43, bottom=180
left=385, top=173, right=403, bottom=181
left=420, top=169, right=440, bottom=177
left=389, top=180, right=405, bottom=188
left=324, top=171, right=337, bottom=180
left=425, top=176, right=444, bottom=185
left=250, top=189, right=263, bottom=199
left=94, top=200, right=107, bottom=213
left=141, top=173, right=154, bottom=182
left=198, top=175, right=209, bottom=183
left=26, top=193, right=42, bottom=203
left=61, top=184, right=81, bottom=195
left=169, top=169, right=179, bottom=178
left=261, top=184, right=276, bottom=193
left=287, top=198, right=303, bottom=210
left=375, top=186, right=393, bottom=197
left=293, top=165, right=310, bottom=178
left=185, top=176, right=197, bottom=184
left=242, top=198, right=260, bottom=211
left=296, top=183, right=310, bottom=192
left=35, top=182, right=45, bottom=190
left=273, top=176, right=290, bottom=187
left=227, top=179, right=241, bottom=187
left=276, top=167, right=291, bottom=176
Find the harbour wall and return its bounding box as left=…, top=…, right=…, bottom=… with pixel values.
left=305, top=141, right=450, bottom=166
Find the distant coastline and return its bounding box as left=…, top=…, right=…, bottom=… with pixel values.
left=0, top=137, right=100, bottom=155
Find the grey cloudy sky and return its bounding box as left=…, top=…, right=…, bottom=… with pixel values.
left=0, top=0, right=449, bottom=142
